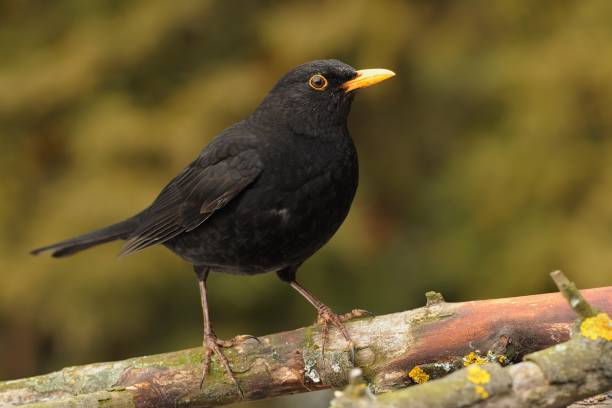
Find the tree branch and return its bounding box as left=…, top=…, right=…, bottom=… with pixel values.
left=331, top=333, right=611, bottom=408
left=550, top=270, right=599, bottom=318
left=1, top=287, right=610, bottom=407
left=331, top=271, right=612, bottom=408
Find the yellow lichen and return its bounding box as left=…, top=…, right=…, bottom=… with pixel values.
left=580, top=313, right=612, bottom=341
left=463, top=351, right=487, bottom=366
left=408, top=366, right=429, bottom=384
left=497, top=355, right=507, bottom=364
left=474, top=385, right=489, bottom=399
left=467, top=365, right=490, bottom=384
left=467, top=366, right=491, bottom=399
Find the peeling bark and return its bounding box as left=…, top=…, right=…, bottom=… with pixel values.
left=0, top=287, right=610, bottom=407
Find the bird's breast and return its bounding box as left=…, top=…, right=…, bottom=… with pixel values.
left=232, top=135, right=358, bottom=263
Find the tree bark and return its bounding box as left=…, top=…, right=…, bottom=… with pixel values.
left=568, top=393, right=612, bottom=407
left=330, top=331, right=611, bottom=408
left=330, top=272, right=612, bottom=408
left=0, top=287, right=610, bottom=408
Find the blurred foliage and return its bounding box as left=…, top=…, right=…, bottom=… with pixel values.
left=1, top=0, right=611, bottom=407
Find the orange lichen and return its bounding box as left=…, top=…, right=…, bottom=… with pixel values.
left=463, top=351, right=487, bottom=366
left=408, top=366, right=429, bottom=384
left=580, top=313, right=612, bottom=341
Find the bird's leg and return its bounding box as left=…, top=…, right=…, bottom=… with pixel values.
left=288, top=279, right=359, bottom=364
left=195, top=266, right=245, bottom=398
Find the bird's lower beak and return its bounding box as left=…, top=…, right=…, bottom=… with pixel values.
left=342, top=68, right=396, bottom=93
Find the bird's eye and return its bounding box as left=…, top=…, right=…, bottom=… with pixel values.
left=308, top=74, right=328, bottom=91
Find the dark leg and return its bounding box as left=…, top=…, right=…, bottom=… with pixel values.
left=194, top=265, right=246, bottom=398
left=277, top=266, right=367, bottom=364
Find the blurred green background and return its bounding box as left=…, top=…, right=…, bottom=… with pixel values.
left=1, top=0, right=611, bottom=407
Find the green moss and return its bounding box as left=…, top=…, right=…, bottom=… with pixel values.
left=15, top=390, right=135, bottom=408
left=98, top=396, right=113, bottom=407
left=303, top=326, right=317, bottom=351
left=425, top=291, right=445, bottom=306
left=409, top=310, right=454, bottom=326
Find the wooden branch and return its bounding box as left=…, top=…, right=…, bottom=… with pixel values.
left=568, top=393, right=612, bottom=407
left=331, top=331, right=611, bottom=408
left=550, top=270, right=599, bottom=318
left=330, top=271, right=612, bottom=408
left=1, top=287, right=610, bottom=407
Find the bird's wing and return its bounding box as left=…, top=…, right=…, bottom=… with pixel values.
left=119, top=149, right=262, bottom=256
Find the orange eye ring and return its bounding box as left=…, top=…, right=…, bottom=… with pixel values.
left=308, top=74, right=328, bottom=91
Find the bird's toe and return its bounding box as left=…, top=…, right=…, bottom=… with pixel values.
left=315, top=305, right=356, bottom=365
left=201, top=333, right=245, bottom=398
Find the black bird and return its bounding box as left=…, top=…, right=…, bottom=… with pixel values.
left=32, top=59, right=395, bottom=395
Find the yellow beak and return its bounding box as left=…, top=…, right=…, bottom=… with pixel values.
left=342, top=68, right=396, bottom=93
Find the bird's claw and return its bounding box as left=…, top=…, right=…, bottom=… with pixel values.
left=200, top=333, right=245, bottom=399
left=316, top=305, right=356, bottom=365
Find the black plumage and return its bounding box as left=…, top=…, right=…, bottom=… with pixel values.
left=32, top=59, right=395, bottom=396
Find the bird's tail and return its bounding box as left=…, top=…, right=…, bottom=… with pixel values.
left=31, top=215, right=140, bottom=258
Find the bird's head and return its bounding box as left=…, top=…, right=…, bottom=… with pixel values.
left=250, top=59, right=395, bottom=137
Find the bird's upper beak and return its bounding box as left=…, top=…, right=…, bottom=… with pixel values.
left=342, top=68, right=396, bottom=93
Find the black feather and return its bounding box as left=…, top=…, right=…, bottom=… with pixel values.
left=31, top=216, right=139, bottom=257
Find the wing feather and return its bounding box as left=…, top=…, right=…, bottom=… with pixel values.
left=119, top=149, right=262, bottom=257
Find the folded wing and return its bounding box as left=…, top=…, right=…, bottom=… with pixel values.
left=119, top=149, right=262, bottom=256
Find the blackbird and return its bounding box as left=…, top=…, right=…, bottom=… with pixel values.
left=32, top=59, right=395, bottom=396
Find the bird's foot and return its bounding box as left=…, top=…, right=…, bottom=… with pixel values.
left=316, top=305, right=356, bottom=364
left=200, top=332, right=247, bottom=398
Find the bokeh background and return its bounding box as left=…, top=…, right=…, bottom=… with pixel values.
left=1, top=0, right=611, bottom=406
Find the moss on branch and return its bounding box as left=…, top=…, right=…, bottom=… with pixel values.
left=1, top=284, right=610, bottom=407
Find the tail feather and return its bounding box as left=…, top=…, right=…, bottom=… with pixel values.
left=31, top=216, right=139, bottom=258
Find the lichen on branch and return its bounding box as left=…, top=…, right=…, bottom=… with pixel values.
left=0, top=284, right=610, bottom=407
